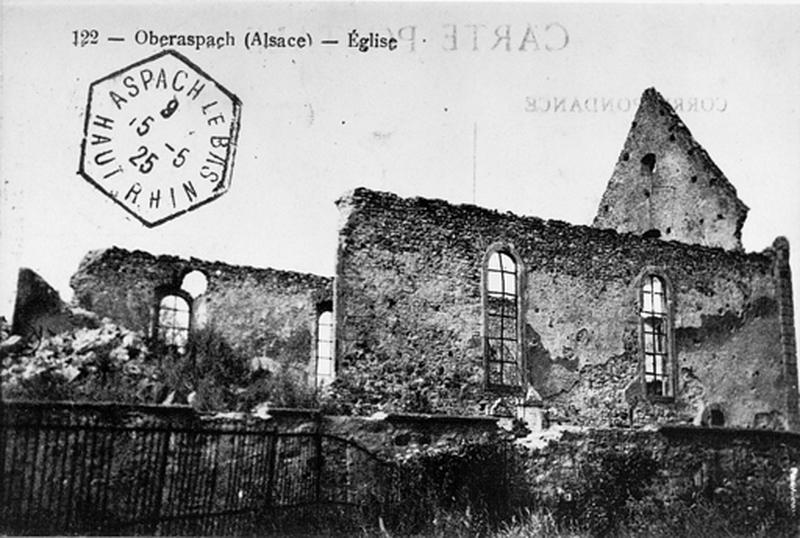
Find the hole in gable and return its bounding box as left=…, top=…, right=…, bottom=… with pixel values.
left=640, top=153, right=656, bottom=174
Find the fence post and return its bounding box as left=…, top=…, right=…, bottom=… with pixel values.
left=152, top=430, right=171, bottom=535
left=314, top=412, right=323, bottom=503
left=265, top=433, right=278, bottom=508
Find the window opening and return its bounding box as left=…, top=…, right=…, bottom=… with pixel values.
left=485, top=251, right=521, bottom=388
left=710, top=408, right=725, bottom=427
left=641, top=153, right=656, bottom=174
left=158, top=294, right=191, bottom=353
left=641, top=275, right=671, bottom=397
left=316, top=310, right=334, bottom=388
left=181, top=270, right=208, bottom=297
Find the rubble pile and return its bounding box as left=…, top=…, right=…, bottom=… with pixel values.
left=1, top=316, right=161, bottom=403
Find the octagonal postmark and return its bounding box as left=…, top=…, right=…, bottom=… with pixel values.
left=79, top=50, right=242, bottom=227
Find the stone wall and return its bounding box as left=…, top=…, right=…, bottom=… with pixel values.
left=1, top=400, right=498, bottom=459
left=69, top=247, right=332, bottom=377
left=12, top=268, right=99, bottom=339
left=592, top=88, right=748, bottom=251
left=334, top=187, right=797, bottom=429
left=520, top=425, right=800, bottom=514
left=6, top=401, right=798, bottom=533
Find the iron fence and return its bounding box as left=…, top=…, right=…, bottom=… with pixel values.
left=1, top=401, right=398, bottom=535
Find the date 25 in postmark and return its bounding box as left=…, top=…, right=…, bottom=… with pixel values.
left=79, top=50, right=242, bottom=227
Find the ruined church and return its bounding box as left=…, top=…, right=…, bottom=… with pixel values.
left=13, top=88, right=798, bottom=431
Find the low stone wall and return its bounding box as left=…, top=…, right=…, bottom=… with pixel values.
left=7, top=400, right=798, bottom=517
left=518, top=425, right=800, bottom=509
left=231, top=407, right=500, bottom=457
left=2, top=401, right=500, bottom=459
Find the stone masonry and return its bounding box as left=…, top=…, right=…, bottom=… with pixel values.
left=9, top=87, right=797, bottom=432
left=69, top=247, right=332, bottom=380
left=334, top=187, right=795, bottom=429
left=329, top=87, right=796, bottom=429
left=593, top=88, right=748, bottom=251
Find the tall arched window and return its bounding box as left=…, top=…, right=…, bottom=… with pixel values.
left=157, top=294, right=191, bottom=353
left=484, top=249, right=522, bottom=389
left=316, top=310, right=334, bottom=388
left=640, top=274, right=673, bottom=397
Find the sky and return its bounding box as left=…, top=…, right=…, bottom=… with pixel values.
left=2, top=2, right=799, bottom=323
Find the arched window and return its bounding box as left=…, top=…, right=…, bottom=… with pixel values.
left=316, top=310, right=334, bottom=388
left=640, top=274, right=673, bottom=397
left=157, top=294, right=191, bottom=353
left=701, top=403, right=725, bottom=427
left=484, top=249, right=521, bottom=389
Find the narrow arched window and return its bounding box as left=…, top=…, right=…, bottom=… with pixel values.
left=158, top=294, right=191, bottom=353
left=484, top=250, right=521, bottom=388
left=316, top=310, right=334, bottom=388
left=640, top=275, right=672, bottom=397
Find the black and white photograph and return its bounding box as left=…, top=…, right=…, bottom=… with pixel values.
left=2, top=2, right=800, bottom=535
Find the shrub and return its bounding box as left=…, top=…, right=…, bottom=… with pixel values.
left=239, top=360, right=319, bottom=410
left=156, top=326, right=249, bottom=410
left=2, top=321, right=325, bottom=413
left=494, top=508, right=589, bottom=538
left=553, top=446, right=659, bottom=536
left=387, top=437, right=520, bottom=536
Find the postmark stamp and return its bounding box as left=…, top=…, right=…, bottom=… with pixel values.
left=79, top=50, right=242, bottom=227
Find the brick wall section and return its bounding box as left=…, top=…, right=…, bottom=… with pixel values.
left=334, top=187, right=791, bottom=429
left=69, top=247, right=332, bottom=374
